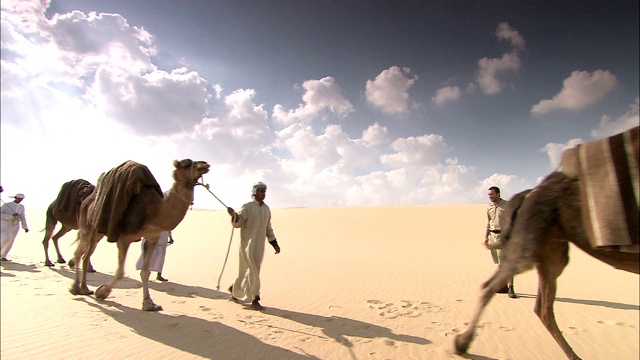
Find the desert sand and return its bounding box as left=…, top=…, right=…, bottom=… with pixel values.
left=1, top=205, right=638, bottom=360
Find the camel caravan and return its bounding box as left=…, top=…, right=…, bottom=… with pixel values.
left=455, top=126, right=638, bottom=360
left=43, top=159, right=210, bottom=311
left=41, top=127, right=637, bottom=359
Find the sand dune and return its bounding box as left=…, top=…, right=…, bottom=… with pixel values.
left=1, top=206, right=638, bottom=359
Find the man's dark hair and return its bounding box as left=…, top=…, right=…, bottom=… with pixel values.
left=488, top=186, right=501, bottom=194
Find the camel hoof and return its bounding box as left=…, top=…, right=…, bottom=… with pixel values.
left=142, top=303, right=163, bottom=311
left=57, top=258, right=66, bottom=264
left=87, top=266, right=97, bottom=273
left=453, top=334, right=470, bottom=355
left=95, top=285, right=111, bottom=300
left=69, top=285, right=93, bottom=296
left=44, top=260, right=55, bottom=267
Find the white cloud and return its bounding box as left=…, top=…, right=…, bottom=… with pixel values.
left=540, top=138, right=585, bottom=169
left=432, top=86, right=461, bottom=105
left=476, top=52, right=520, bottom=95
left=361, top=123, right=389, bottom=146
left=380, top=134, right=451, bottom=168
left=591, top=97, right=639, bottom=138
left=366, top=66, right=417, bottom=114
left=272, top=76, right=353, bottom=125
left=91, top=67, right=210, bottom=135
left=496, top=22, right=525, bottom=51
left=480, top=173, right=531, bottom=199
left=539, top=98, right=638, bottom=173
left=0, top=1, right=534, bottom=210
left=475, top=23, right=524, bottom=95
left=531, top=70, right=617, bottom=115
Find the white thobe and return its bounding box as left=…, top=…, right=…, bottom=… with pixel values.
left=1, top=202, right=29, bottom=258
left=136, top=231, right=171, bottom=272
left=231, top=200, right=276, bottom=302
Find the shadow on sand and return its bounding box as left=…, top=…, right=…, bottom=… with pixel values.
left=517, top=293, right=639, bottom=311
left=1, top=261, right=41, bottom=274
left=81, top=299, right=320, bottom=359
left=265, top=307, right=431, bottom=349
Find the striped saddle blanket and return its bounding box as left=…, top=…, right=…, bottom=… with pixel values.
left=560, top=126, right=639, bottom=253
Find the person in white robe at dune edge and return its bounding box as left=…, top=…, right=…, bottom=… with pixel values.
left=226, top=182, right=280, bottom=311
left=1, top=193, right=29, bottom=261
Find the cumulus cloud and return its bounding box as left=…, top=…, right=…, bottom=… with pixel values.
left=380, top=134, right=451, bottom=168
left=475, top=23, right=523, bottom=95
left=531, top=70, right=617, bottom=115
left=272, top=76, right=354, bottom=125
left=496, top=22, right=525, bottom=51
left=432, top=86, right=461, bottom=105
left=0, top=0, right=533, bottom=209
left=540, top=138, right=585, bottom=169
left=476, top=53, right=520, bottom=95
left=539, top=98, right=638, bottom=171
left=91, top=67, right=210, bottom=135
left=366, top=66, right=417, bottom=114
left=591, top=97, right=639, bottom=138
left=361, top=123, right=389, bottom=146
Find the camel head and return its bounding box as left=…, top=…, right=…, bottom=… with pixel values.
left=172, top=159, right=210, bottom=185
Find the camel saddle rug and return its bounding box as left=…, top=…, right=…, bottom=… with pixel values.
left=88, top=161, right=163, bottom=242
left=561, top=126, right=639, bottom=253
left=52, top=179, right=95, bottom=228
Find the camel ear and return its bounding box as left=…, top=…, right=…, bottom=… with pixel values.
left=173, top=160, right=179, bottom=168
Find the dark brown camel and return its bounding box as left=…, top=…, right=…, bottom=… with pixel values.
left=69, top=159, right=210, bottom=311
left=42, top=179, right=96, bottom=272
left=454, top=145, right=639, bottom=358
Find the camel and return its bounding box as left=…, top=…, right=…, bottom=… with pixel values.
left=69, top=159, right=210, bottom=311
left=42, top=179, right=96, bottom=272
left=455, top=128, right=639, bottom=360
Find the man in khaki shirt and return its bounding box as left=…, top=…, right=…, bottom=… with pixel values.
left=484, top=186, right=517, bottom=298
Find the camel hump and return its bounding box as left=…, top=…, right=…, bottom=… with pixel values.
left=88, top=161, right=163, bottom=242
left=51, top=179, right=95, bottom=226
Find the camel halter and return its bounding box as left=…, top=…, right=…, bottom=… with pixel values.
left=195, top=175, right=234, bottom=291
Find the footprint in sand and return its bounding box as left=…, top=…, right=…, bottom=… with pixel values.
left=597, top=320, right=635, bottom=328
left=425, top=321, right=440, bottom=330
left=368, top=299, right=441, bottom=319
left=499, top=326, right=514, bottom=331
left=199, top=306, right=212, bottom=311
left=563, top=326, right=585, bottom=335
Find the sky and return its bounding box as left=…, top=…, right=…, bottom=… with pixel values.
left=1, top=0, right=638, bottom=210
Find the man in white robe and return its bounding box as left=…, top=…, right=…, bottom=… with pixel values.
left=1, top=193, right=29, bottom=261
left=227, top=182, right=280, bottom=310
left=136, top=231, right=174, bottom=281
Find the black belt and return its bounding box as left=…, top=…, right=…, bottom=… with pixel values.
left=489, top=229, right=501, bottom=234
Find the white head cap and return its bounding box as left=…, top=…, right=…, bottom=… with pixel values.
left=251, top=182, right=267, bottom=198
left=14, top=193, right=25, bottom=199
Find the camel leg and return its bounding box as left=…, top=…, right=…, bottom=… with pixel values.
left=42, top=228, right=56, bottom=267
left=69, top=232, right=93, bottom=295
left=95, top=238, right=129, bottom=301
left=454, top=261, right=518, bottom=354
left=140, top=237, right=163, bottom=311
left=534, top=241, right=581, bottom=360
left=51, top=226, right=72, bottom=264
left=42, top=208, right=58, bottom=267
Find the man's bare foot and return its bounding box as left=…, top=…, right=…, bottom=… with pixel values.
left=156, top=275, right=168, bottom=282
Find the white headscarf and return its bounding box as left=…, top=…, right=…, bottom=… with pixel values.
left=251, top=182, right=267, bottom=198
